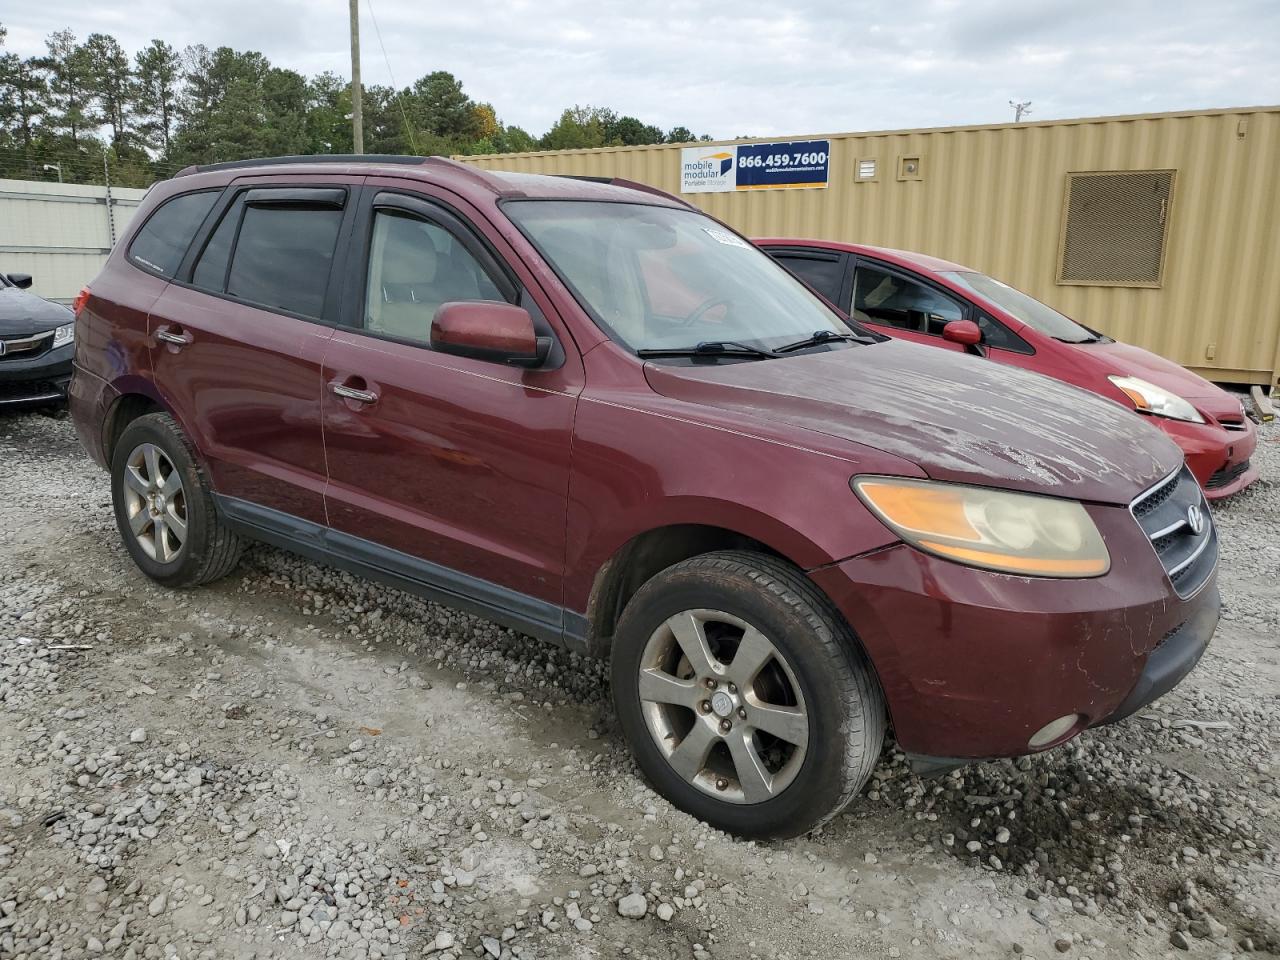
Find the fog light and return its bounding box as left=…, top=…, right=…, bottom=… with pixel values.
left=1028, top=713, right=1082, bottom=749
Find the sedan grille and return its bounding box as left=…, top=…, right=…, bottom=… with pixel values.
left=1129, top=466, right=1217, bottom=599
left=1206, top=459, right=1251, bottom=490
left=0, top=330, right=53, bottom=362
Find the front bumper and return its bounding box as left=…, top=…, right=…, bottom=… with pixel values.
left=810, top=507, right=1219, bottom=762
left=1158, top=415, right=1258, bottom=500
left=0, top=342, right=73, bottom=408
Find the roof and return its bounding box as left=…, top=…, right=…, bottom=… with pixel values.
left=755, top=237, right=975, bottom=274
left=170, top=154, right=687, bottom=207
left=462, top=104, right=1280, bottom=161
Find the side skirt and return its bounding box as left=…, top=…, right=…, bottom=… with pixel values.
left=215, top=495, right=589, bottom=655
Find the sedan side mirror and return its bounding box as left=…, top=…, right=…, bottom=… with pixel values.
left=6, top=273, right=33, bottom=289
left=430, top=301, right=551, bottom=368
left=942, top=319, right=982, bottom=346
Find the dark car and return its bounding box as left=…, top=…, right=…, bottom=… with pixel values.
left=0, top=271, right=77, bottom=408
left=759, top=239, right=1258, bottom=499
left=70, top=156, right=1218, bottom=838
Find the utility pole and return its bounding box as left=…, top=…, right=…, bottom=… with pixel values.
left=349, top=0, right=364, bottom=154
left=1009, top=100, right=1032, bottom=123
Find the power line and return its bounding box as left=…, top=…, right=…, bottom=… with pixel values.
left=363, top=0, right=419, bottom=155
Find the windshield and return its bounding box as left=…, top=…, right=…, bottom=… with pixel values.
left=941, top=271, right=1099, bottom=343
left=505, top=200, right=853, bottom=353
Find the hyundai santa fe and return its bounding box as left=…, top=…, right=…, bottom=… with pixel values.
left=69, top=156, right=1219, bottom=838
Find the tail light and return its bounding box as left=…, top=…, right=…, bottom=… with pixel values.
left=73, top=286, right=91, bottom=317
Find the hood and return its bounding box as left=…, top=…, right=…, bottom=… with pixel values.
left=643, top=340, right=1183, bottom=504
left=1060, top=338, right=1245, bottom=421
left=0, top=286, right=74, bottom=335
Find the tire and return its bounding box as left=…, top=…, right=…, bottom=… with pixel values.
left=611, top=550, right=885, bottom=839
left=110, top=412, right=243, bottom=588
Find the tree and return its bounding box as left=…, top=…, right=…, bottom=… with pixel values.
left=305, top=71, right=352, bottom=154
left=540, top=105, right=612, bottom=150
left=410, top=70, right=478, bottom=141
left=607, top=115, right=664, bottom=146
left=43, top=30, right=96, bottom=148
left=0, top=56, right=49, bottom=149
left=135, top=40, right=181, bottom=154
left=85, top=33, right=136, bottom=151
left=665, top=126, right=696, bottom=144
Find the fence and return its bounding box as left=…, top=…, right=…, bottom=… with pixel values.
left=0, top=178, right=149, bottom=304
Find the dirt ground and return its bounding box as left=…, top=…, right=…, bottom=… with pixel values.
left=1, top=407, right=1277, bottom=960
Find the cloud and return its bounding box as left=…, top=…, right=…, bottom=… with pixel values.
left=4, top=0, right=1277, bottom=139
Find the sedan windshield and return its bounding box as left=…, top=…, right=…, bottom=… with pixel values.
left=941, top=271, right=1100, bottom=343
left=505, top=200, right=855, bottom=354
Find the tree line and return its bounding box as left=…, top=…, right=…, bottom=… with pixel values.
left=0, top=22, right=711, bottom=187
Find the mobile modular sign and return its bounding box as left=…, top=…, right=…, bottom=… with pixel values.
left=680, top=140, right=830, bottom=194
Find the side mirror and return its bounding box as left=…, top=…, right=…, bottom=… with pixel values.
left=942, top=319, right=982, bottom=346
left=430, top=301, right=551, bottom=368
left=6, top=273, right=33, bottom=289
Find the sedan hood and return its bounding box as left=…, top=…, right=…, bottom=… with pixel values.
left=644, top=341, right=1183, bottom=504
left=0, top=287, right=73, bottom=335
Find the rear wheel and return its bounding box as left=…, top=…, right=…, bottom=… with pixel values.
left=611, top=551, right=885, bottom=838
left=110, top=413, right=243, bottom=587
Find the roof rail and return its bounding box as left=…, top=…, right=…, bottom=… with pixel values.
left=174, top=154, right=431, bottom=177
left=553, top=174, right=693, bottom=208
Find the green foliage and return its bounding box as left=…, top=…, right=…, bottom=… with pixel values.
left=0, top=24, right=712, bottom=184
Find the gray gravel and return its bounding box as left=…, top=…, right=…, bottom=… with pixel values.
left=0, top=404, right=1276, bottom=959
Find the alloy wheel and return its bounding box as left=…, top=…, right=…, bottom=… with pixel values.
left=121, top=442, right=188, bottom=563
left=638, top=608, right=809, bottom=804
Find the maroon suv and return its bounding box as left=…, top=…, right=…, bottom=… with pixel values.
left=70, top=156, right=1219, bottom=838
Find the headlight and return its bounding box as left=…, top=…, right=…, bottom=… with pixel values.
left=1108, top=375, right=1203, bottom=423
left=52, top=322, right=75, bottom=348
left=852, top=476, right=1110, bottom=577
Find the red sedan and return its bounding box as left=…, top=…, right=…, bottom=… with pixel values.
left=759, top=239, right=1258, bottom=500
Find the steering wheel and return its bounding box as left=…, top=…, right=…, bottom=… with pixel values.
left=679, top=296, right=734, bottom=326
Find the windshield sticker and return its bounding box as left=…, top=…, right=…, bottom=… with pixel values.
left=702, top=228, right=750, bottom=249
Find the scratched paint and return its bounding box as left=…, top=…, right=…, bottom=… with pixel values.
left=644, top=340, right=1182, bottom=504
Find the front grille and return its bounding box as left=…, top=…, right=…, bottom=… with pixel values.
left=1206, top=459, right=1251, bottom=489
left=0, top=330, right=54, bottom=362
left=1218, top=417, right=1249, bottom=432
left=1130, top=466, right=1217, bottom=599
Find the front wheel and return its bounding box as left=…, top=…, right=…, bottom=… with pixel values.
left=611, top=551, right=885, bottom=839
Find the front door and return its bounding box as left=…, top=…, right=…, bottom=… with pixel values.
left=320, top=183, right=582, bottom=616
left=850, top=260, right=969, bottom=352
left=148, top=179, right=357, bottom=525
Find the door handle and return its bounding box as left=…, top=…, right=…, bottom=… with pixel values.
left=330, top=382, right=378, bottom=404
left=156, top=328, right=192, bottom=346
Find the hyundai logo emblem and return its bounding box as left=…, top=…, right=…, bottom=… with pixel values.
left=1186, top=503, right=1205, bottom=536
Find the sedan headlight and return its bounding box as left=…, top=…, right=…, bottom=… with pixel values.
left=52, top=322, right=75, bottom=349
left=1108, top=375, right=1204, bottom=423
left=852, top=476, right=1110, bottom=577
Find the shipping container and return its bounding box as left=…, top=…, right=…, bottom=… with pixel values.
left=460, top=106, right=1280, bottom=387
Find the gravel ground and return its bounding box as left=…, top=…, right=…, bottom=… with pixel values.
left=0, top=406, right=1276, bottom=960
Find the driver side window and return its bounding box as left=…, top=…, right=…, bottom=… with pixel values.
left=853, top=264, right=963, bottom=335
left=364, top=210, right=505, bottom=344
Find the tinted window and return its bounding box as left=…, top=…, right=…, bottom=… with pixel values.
left=941, top=271, right=1100, bottom=343
left=128, top=191, right=219, bottom=277
left=225, top=205, right=344, bottom=318
left=773, top=254, right=844, bottom=304
left=364, top=210, right=505, bottom=343
left=853, top=264, right=963, bottom=335
left=191, top=200, right=242, bottom=291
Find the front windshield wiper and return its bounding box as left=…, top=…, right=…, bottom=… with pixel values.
left=774, top=330, right=874, bottom=354
left=636, top=340, right=779, bottom=361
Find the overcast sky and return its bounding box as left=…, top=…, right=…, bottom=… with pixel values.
left=4, top=0, right=1278, bottom=139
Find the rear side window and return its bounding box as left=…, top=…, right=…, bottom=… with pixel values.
left=191, top=199, right=344, bottom=320
left=772, top=254, right=844, bottom=304
left=128, top=191, right=220, bottom=277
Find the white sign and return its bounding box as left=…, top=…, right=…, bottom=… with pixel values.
left=680, top=146, right=738, bottom=194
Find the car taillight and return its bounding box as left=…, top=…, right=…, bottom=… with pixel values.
left=73, top=287, right=91, bottom=317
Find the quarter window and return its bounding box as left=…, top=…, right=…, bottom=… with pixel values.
left=363, top=210, right=505, bottom=344
left=853, top=264, right=963, bottom=335
left=128, top=191, right=219, bottom=277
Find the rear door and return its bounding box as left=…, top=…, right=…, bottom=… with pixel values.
left=148, top=176, right=359, bottom=525
left=319, top=180, right=583, bottom=616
